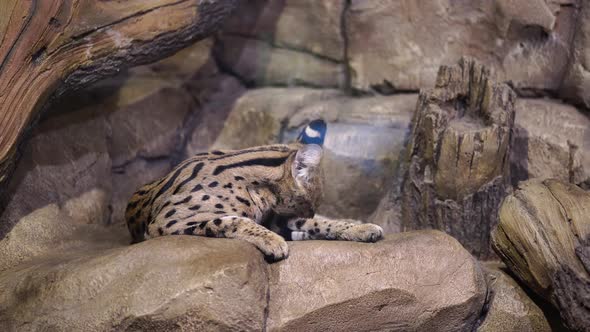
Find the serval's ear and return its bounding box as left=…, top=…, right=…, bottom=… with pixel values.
left=291, top=144, right=323, bottom=184
left=296, top=119, right=327, bottom=146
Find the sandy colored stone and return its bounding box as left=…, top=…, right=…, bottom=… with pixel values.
left=267, top=231, right=487, bottom=332
left=561, top=0, right=590, bottom=108
left=0, top=236, right=268, bottom=332
left=477, top=264, right=551, bottom=332
left=347, top=0, right=577, bottom=92
left=215, top=36, right=346, bottom=88
left=492, top=179, right=590, bottom=331
left=511, top=98, right=590, bottom=186
left=220, top=0, right=345, bottom=61
left=212, top=87, right=342, bottom=150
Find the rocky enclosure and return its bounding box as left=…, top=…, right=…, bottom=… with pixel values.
left=1, top=0, right=590, bottom=331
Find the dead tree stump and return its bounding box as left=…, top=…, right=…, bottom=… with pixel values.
left=401, top=57, right=516, bottom=259
left=0, top=0, right=237, bottom=192
left=492, top=179, right=590, bottom=332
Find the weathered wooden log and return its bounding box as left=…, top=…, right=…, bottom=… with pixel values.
left=492, top=179, right=590, bottom=332
left=0, top=0, right=237, bottom=192
left=401, top=57, right=516, bottom=259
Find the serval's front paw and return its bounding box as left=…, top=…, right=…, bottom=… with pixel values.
left=257, top=233, right=289, bottom=263
left=345, top=223, right=384, bottom=243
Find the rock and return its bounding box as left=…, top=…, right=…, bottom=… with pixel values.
left=213, top=88, right=415, bottom=221
left=214, top=36, right=346, bottom=88
left=477, top=263, right=551, bottom=332
left=220, top=0, right=345, bottom=61
left=511, top=98, right=590, bottom=186
left=285, top=94, right=417, bottom=221
left=402, top=58, right=516, bottom=259
left=184, top=74, right=247, bottom=156
left=492, top=179, right=590, bottom=331
left=0, top=192, right=127, bottom=273
left=561, top=0, right=590, bottom=108
left=0, top=236, right=268, bottom=332
left=267, top=231, right=487, bottom=331
left=214, top=0, right=346, bottom=88
left=0, top=106, right=112, bottom=239
left=0, top=225, right=486, bottom=331
left=212, top=88, right=343, bottom=149
left=347, top=0, right=578, bottom=93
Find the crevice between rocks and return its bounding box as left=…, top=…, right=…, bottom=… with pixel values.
left=340, top=0, right=352, bottom=94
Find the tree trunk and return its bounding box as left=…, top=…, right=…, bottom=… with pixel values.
left=401, top=57, right=516, bottom=259
left=0, top=0, right=237, bottom=192
left=492, top=179, right=590, bottom=332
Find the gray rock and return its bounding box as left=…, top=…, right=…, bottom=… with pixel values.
left=267, top=231, right=487, bottom=332
left=220, top=0, right=345, bottom=61
left=511, top=98, right=590, bottom=186
left=347, top=0, right=577, bottom=93
left=561, top=0, right=590, bottom=108
left=477, top=263, right=551, bottom=332
left=215, top=36, right=346, bottom=88
left=0, top=235, right=268, bottom=332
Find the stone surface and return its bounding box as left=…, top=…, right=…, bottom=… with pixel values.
left=477, top=263, right=551, bottom=332
left=492, top=179, right=590, bottom=331
left=215, top=36, right=345, bottom=88
left=213, top=88, right=416, bottom=221
left=561, top=0, right=590, bottom=108
left=347, top=0, right=578, bottom=93
left=0, top=219, right=487, bottom=332
left=214, top=0, right=346, bottom=88
left=267, top=231, right=487, bottom=331
left=0, top=236, right=268, bottom=332
left=511, top=98, right=590, bottom=186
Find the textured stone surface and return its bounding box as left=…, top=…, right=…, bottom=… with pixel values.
left=213, top=88, right=415, bottom=221
left=215, top=36, right=345, bottom=88
left=215, top=0, right=346, bottom=88
left=347, top=0, right=577, bottom=93
left=511, top=98, right=590, bottom=186
left=492, top=179, right=590, bottom=331
left=0, top=213, right=488, bottom=332
left=561, top=0, right=590, bottom=108
left=0, top=236, right=268, bottom=332
left=477, top=264, right=551, bottom=332
left=267, top=231, right=487, bottom=332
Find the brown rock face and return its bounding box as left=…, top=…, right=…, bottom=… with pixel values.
left=0, top=236, right=268, bottom=332
left=492, top=179, right=590, bottom=331
left=477, top=264, right=551, bottom=332
left=0, top=226, right=487, bottom=332
left=267, top=231, right=487, bottom=332
left=561, top=0, right=590, bottom=108
left=215, top=0, right=347, bottom=88
left=402, top=58, right=516, bottom=259
left=347, top=0, right=577, bottom=93
left=511, top=98, right=590, bottom=186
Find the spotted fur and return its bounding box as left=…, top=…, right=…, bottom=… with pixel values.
left=126, top=120, right=383, bottom=261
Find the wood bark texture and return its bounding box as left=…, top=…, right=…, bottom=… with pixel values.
left=0, top=0, right=237, bottom=192
left=492, top=179, right=590, bottom=332
left=401, top=57, right=516, bottom=259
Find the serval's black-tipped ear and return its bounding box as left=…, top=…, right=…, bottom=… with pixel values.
left=297, top=119, right=327, bottom=146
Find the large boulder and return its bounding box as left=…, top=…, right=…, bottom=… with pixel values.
left=0, top=215, right=487, bottom=332
left=346, top=0, right=578, bottom=93
left=214, top=0, right=347, bottom=88
left=477, top=264, right=551, bottom=332
left=492, top=179, right=590, bottom=331
left=511, top=98, right=590, bottom=186
left=561, top=0, right=590, bottom=108
left=267, top=231, right=487, bottom=331
left=212, top=88, right=416, bottom=221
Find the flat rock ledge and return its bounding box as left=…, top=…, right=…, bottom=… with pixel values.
left=0, top=231, right=486, bottom=332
